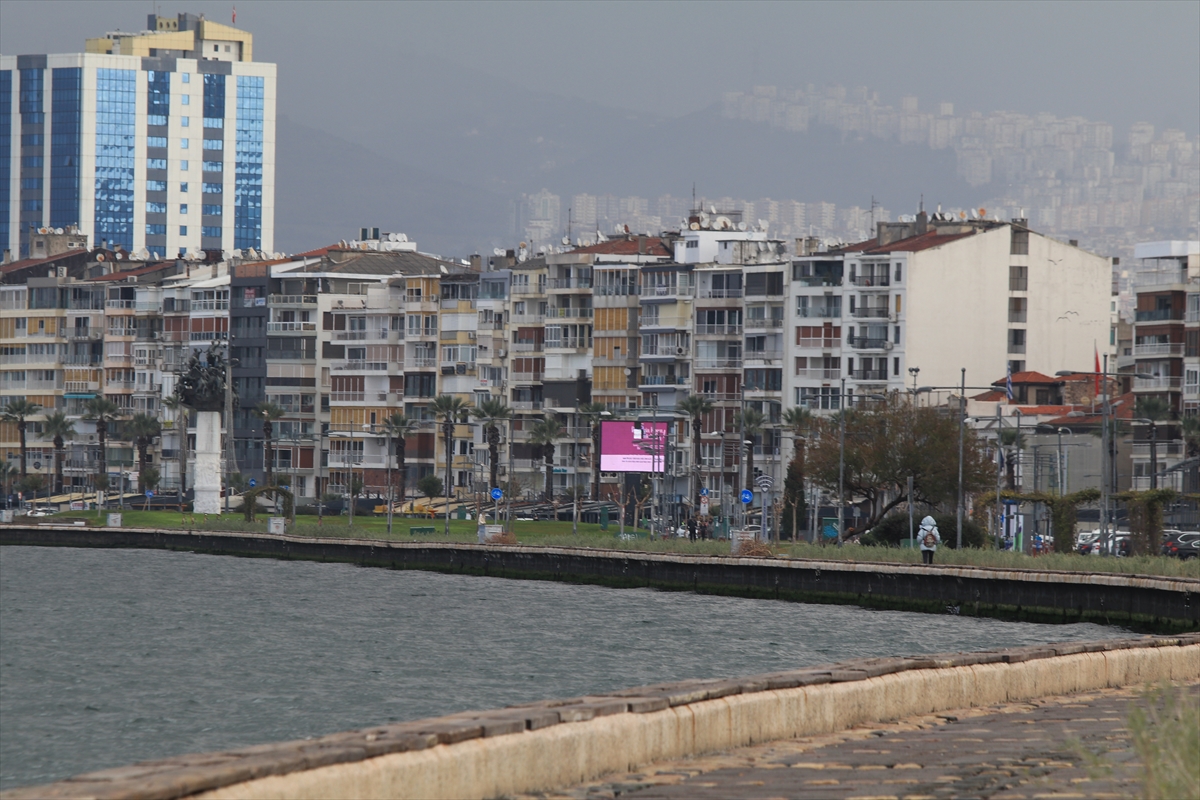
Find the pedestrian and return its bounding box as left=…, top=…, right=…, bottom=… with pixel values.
left=918, top=515, right=940, bottom=565
left=687, top=517, right=697, bottom=542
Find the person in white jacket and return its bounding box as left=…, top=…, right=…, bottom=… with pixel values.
left=918, top=515, right=941, bottom=565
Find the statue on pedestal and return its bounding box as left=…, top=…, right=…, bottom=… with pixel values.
left=175, top=344, right=237, bottom=514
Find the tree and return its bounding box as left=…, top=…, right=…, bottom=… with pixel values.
left=162, top=395, right=190, bottom=509
left=530, top=415, right=564, bottom=502
left=471, top=398, right=512, bottom=492
left=734, top=407, right=766, bottom=499
left=678, top=394, right=714, bottom=514
left=139, top=466, right=161, bottom=508
left=2, top=399, right=43, bottom=479
left=577, top=401, right=610, bottom=500
left=380, top=413, right=419, bottom=504
left=998, top=427, right=1026, bottom=490
left=782, top=406, right=813, bottom=540
left=1135, top=396, right=1171, bottom=490
left=40, top=411, right=76, bottom=496
left=0, top=462, right=17, bottom=506
left=418, top=473, right=443, bottom=501
left=83, top=397, right=122, bottom=493
left=126, top=413, right=162, bottom=482
left=431, top=395, right=471, bottom=534
left=1182, top=416, right=1200, bottom=493
left=806, top=397, right=996, bottom=532
left=254, top=401, right=285, bottom=490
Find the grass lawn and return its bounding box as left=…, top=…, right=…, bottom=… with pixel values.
left=40, top=509, right=1200, bottom=579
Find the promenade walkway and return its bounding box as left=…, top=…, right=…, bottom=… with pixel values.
left=531, top=684, right=1197, bottom=800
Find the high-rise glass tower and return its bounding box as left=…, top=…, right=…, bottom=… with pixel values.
left=1, top=13, right=275, bottom=260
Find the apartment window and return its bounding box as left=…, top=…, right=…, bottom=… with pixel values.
left=182, top=73, right=190, bottom=83
left=146, top=202, right=166, bottom=214
left=180, top=138, right=189, bottom=148
left=181, top=116, right=189, bottom=127
left=1008, top=360, right=1024, bottom=374
left=1008, top=328, right=1026, bottom=354
left=147, top=158, right=167, bottom=170
left=1009, top=266, right=1028, bottom=291
left=1185, top=369, right=1199, bottom=394
left=179, top=226, right=188, bottom=236
left=1010, top=228, right=1029, bottom=255
left=1008, top=297, right=1027, bottom=323
left=181, top=94, right=190, bottom=105
left=147, top=136, right=167, bottom=148
left=180, top=182, right=188, bottom=192
left=894, top=263, right=902, bottom=283
left=893, top=357, right=900, bottom=376
left=180, top=160, right=189, bottom=171
left=893, top=325, right=901, bottom=345
left=180, top=204, right=188, bottom=214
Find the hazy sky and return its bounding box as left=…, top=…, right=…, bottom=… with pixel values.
left=3, top=0, right=1198, bottom=137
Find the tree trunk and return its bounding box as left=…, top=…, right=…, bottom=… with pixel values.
left=178, top=425, right=188, bottom=511
left=97, top=419, right=108, bottom=492
left=53, top=436, right=64, bottom=495
left=592, top=423, right=600, bottom=500
left=263, top=421, right=273, bottom=488
left=397, top=438, right=407, bottom=504
left=544, top=443, right=553, bottom=502
left=442, top=418, right=453, bottom=517
left=692, top=416, right=702, bottom=515
left=18, top=420, right=27, bottom=478
left=488, top=424, right=500, bottom=490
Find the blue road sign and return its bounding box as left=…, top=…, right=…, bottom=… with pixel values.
left=144, top=490, right=153, bottom=498
left=740, top=489, right=753, bottom=504
left=490, top=487, right=503, bottom=501
left=700, top=487, right=709, bottom=497
left=249, top=479, right=257, bottom=487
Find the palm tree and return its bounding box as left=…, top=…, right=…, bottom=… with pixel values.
left=2, top=399, right=43, bottom=478
left=40, top=411, right=76, bottom=496
left=782, top=406, right=813, bottom=540
left=126, top=413, right=162, bottom=492
left=0, top=462, right=17, bottom=507
left=254, top=401, right=285, bottom=489
left=577, top=401, right=609, bottom=500
left=471, top=397, right=512, bottom=492
left=430, top=395, right=471, bottom=535
left=677, top=394, right=713, bottom=514
left=1182, top=415, right=1200, bottom=493
left=380, top=413, right=420, bottom=505
left=162, top=395, right=190, bottom=508
left=530, top=415, right=564, bottom=502
left=83, top=397, right=121, bottom=494
left=735, top=407, right=766, bottom=501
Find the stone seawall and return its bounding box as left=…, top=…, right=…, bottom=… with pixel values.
left=4, top=636, right=1197, bottom=800
left=3, top=525, right=1197, bottom=631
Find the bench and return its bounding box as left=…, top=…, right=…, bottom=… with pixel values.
left=409, top=526, right=436, bottom=536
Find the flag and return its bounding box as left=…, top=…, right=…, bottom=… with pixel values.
left=1094, top=345, right=1101, bottom=396
left=1005, top=362, right=1013, bottom=402
left=232, top=6, right=237, bottom=23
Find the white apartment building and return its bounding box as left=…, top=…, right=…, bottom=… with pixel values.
left=787, top=213, right=1112, bottom=408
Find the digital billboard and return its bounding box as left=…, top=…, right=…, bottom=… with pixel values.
left=599, top=421, right=668, bottom=473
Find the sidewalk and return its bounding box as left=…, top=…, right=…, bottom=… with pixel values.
left=526, top=684, right=1196, bottom=800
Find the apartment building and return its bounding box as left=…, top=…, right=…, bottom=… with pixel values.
left=2, top=13, right=276, bottom=261
left=1127, top=240, right=1200, bottom=490
left=787, top=212, right=1112, bottom=408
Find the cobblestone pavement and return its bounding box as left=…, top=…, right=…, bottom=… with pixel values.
left=519, top=684, right=1199, bottom=800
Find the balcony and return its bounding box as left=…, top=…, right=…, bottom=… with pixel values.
left=792, top=276, right=843, bottom=287
left=1133, top=342, right=1185, bottom=358
left=697, top=391, right=742, bottom=401
left=334, top=359, right=389, bottom=371
left=695, top=323, right=743, bottom=335
left=850, top=275, right=890, bottom=288
left=68, top=329, right=103, bottom=341
left=642, top=343, right=688, bottom=357
left=330, top=391, right=365, bottom=403
left=796, top=337, right=840, bottom=350
left=640, top=285, right=695, bottom=298
left=511, top=371, right=545, bottom=382
left=545, top=338, right=591, bottom=350
left=1007, top=343, right=1027, bottom=354
left=1134, top=376, right=1182, bottom=391
left=796, top=306, right=840, bottom=319
left=404, top=356, right=437, bottom=369
left=267, top=321, right=317, bottom=333
left=743, top=318, right=783, bottom=329
left=191, top=299, right=229, bottom=311
left=698, top=288, right=744, bottom=299
left=268, top=294, right=317, bottom=307
left=640, top=375, right=690, bottom=386
left=510, top=314, right=545, bottom=324
left=511, top=400, right=544, bottom=410
left=850, top=369, right=889, bottom=381
left=549, top=278, right=592, bottom=290
left=795, top=368, right=842, bottom=381
left=105, top=380, right=135, bottom=391
left=694, top=358, right=742, bottom=370
left=1131, top=441, right=1183, bottom=458
left=1135, top=309, right=1184, bottom=322
left=328, top=454, right=392, bottom=468
left=744, top=349, right=783, bottom=361
left=63, top=355, right=102, bottom=366
left=546, top=307, right=593, bottom=319
left=334, top=329, right=391, bottom=341
left=848, top=336, right=890, bottom=350
left=63, top=381, right=99, bottom=393
left=105, top=300, right=160, bottom=311
left=851, top=307, right=890, bottom=319
left=511, top=342, right=544, bottom=353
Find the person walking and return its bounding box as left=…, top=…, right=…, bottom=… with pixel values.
left=918, top=515, right=941, bottom=565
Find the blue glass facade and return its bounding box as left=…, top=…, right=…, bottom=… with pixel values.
left=203, top=74, right=225, bottom=121
left=18, top=68, right=43, bottom=121
left=146, top=70, right=170, bottom=126
left=0, top=71, right=11, bottom=250
left=93, top=69, right=135, bottom=251
left=18, top=67, right=45, bottom=255
left=49, top=67, right=81, bottom=228
left=234, top=76, right=263, bottom=250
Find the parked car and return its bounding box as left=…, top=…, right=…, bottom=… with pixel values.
left=1081, top=531, right=1131, bottom=557
left=1161, top=530, right=1200, bottom=560
left=1076, top=529, right=1101, bottom=554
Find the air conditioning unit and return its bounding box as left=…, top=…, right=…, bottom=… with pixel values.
left=467, top=332, right=476, bottom=340
left=56, top=266, right=67, bottom=278
left=675, top=347, right=687, bottom=356
left=497, top=349, right=507, bottom=358
left=884, top=342, right=894, bottom=350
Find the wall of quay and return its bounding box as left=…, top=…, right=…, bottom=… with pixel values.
left=2, top=525, right=1197, bottom=631
left=4, top=637, right=1197, bottom=800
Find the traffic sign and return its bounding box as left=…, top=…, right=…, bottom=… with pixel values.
left=740, top=489, right=753, bottom=504
left=755, top=475, right=774, bottom=491
left=700, top=487, right=709, bottom=497
left=249, top=478, right=257, bottom=487
left=490, top=487, right=503, bottom=501
left=144, top=490, right=153, bottom=498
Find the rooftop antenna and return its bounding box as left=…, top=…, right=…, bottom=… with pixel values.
left=692, top=182, right=697, bottom=211
left=869, top=195, right=879, bottom=231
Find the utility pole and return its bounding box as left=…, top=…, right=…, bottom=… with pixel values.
left=956, top=367, right=965, bottom=549
left=224, top=343, right=234, bottom=515
left=837, top=377, right=846, bottom=547
left=1100, top=355, right=1109, bottom=541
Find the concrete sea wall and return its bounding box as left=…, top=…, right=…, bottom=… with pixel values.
left=2, top=525, right=1198, bottom=631
left=4, top=636, right=1197, bottom=800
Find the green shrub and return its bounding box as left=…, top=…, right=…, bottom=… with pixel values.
left=859, top=512, right=985, bottom=549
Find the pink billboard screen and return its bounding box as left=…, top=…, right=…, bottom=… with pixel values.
left=599, top=421, right=668, bottom=473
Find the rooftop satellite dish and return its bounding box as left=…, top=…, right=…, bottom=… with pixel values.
left=398, top=233, right=408, bottom=242
left=709, top=205, right=717, bottom=215
left=715, top=215, right=732, bottom=230
left=959, top=210, right=967, bottom=219
left=38, top=227, right=48, bottom=234
left=493, top=247, right=504, bottom=256
left=96, top=253, right=106, bottom=262
left=116, top=252, right=125, bottom=260
left=689, top=222, right=700, bottom=231
left=758, top=219, right=768, bottom=231
left=698, top=212, right=710, bottom=227
left=55, top=227, right=64, bottom=235
left=561, top=236, right=571, bottom=246
left=517, top=250, right=528, bottom=263
left=968, top=209, right=978, bottom=220
left=232, top=249, right=243, bottom=258
left=978, top=208, right=987, bottom=217
left=737, top=221, right=748, bottom=231
left=137, top=248, right=150, bottom=260
left=274, top=252, right=283, bottom=259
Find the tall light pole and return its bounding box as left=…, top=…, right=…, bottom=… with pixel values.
left=837, top=377, right=846, bottom=546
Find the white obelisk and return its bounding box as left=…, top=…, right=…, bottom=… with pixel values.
left=193, top=410, right=223, bottom=514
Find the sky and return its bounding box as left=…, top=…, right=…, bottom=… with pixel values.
left=2, top=0, right=1198, bottom=137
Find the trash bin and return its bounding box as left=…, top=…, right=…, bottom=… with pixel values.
left=268, top=516, right=285, bottom=535
left=106, top=513, right=122, bottom=527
